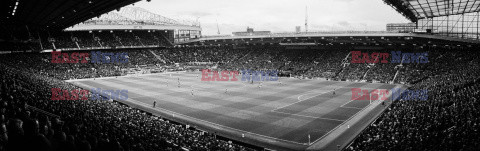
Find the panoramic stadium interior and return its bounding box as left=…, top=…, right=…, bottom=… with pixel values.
left=1, top=0, right=479, bottom=151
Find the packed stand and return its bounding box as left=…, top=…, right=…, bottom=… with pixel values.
left=0, top=60, right=257, bottom=151
left=346, top=47, right=480, bottom=150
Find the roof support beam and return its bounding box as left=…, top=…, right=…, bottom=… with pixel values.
left=416, top=0, right=429, bottom=18
left=425, top=0, right=434, bottom=17
left=456, top=0, right=462, bottom=14
left=386, top=0, right=480, bottom=22
left=467, top=0, right=477, bottom=12
left=408, top=0, right=422, bottom=18
left=473, top=1, right=480, bottom=12
left=462, top=0, right=471, bottom=14
left=434, top=0, right=441, bottom=16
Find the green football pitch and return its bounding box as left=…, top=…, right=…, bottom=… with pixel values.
left=68, top=71, right=399, bottom=150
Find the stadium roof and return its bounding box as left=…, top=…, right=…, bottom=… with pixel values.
left=1, top=0, right=141, bottom=29
left=84, top=7, right=199, bottom=26
left=384, top=0, right=480, bottom=22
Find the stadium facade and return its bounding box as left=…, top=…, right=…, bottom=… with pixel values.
left=66, top=7, right=202, bottom=43
left=384, top=0, right=480, bottom=40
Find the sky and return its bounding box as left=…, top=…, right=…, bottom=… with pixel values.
left=133, top=0, right=410, bottom=35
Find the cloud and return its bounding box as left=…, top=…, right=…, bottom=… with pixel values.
left=337, top=21, right=351, bottom=27
left=134, top=0, right=410, bottom=35
left=178, top=11, right=212, bottom=17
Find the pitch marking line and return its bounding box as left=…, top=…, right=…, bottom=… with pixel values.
left=340, top=106, right=364, bottom=110
left=272, top=110, right=345, bottom=122
left=71, top=76, right=399, bottom=147
left=271, top=85, right=376, bottom=113
left=271, top=88, right=336, bottom=112
left=271, top=84, right=394, bottom=146
left=124, top=97, right=311, bottom=145
left=190, top=82, right=247, bottom=92
left=339, top=96, right=361, bottom=108
left=74, top=81, right=311, bottom=145
left=308, top=85, right=399, bottom=147
left=340, top=87, right=385, bottom=109
left=308, top=101, right=373, bottom=146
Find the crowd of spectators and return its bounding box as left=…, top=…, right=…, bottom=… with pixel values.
left=1, top=44, right=467, bottom=84
left=0, top=59, right=256, bottom=150
left=346, top=47, right=480, bottom=150
left=0, top=49, right=166, bottom=80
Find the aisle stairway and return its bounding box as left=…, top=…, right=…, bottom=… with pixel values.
left=148, top=50, right=166, bottom=63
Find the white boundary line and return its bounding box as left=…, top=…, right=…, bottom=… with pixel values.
left=307, top=85, right=403, bottom=149
left=190, top=81, right=247, bottom=91
left=272, top=85, right=364, bottom=113
left=271, top=88, right=335, bottom=112
left=65, top=71, right=186, bottom=82
left=69, top=75, right=401, bottom=148
left=69, top=76, right=310, bottom=145
left=340, top=106, right=364, bottom=110
left=272, top=110, right=345, bottom=122
left=339, top=91, right=364, bottom=108
left=340, top=99, right=356, bottom=107
left=126, top=96, right=309, bottom=145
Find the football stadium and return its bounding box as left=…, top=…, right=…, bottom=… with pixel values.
left=1, top=0, right=479, bottom=151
